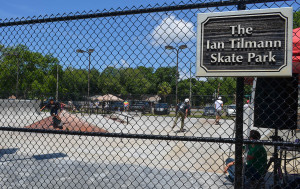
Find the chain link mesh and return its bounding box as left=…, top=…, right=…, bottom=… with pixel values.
left=0, top=0, right=299, bottom=188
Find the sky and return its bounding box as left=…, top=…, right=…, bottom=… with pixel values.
left=0, top=0, right=299, bottom=79
left=0, top=0, right=161, bottom=19
left=0, top=0, right=195, bottom=20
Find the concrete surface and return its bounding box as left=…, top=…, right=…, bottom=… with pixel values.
left=0, top=106, right=298, bottom=188
left=0, top=99, right=41, bottom=114
left=0, top=132, right=234, bottom=189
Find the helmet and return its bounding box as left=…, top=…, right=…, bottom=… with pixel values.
left=218, top=97, right=222, bottom=100
left=185, top=98, right=189, bottom=103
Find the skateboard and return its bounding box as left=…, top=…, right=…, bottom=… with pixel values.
left=174, top=129, right=187, bottom=133
left=53, top=116, right=63, bottom=129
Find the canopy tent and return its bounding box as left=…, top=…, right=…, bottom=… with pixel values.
left=8, top=95, right=16, bottom=99
left=89, top=95, right=102, bottom=101
left=96, top=94, right=124, bottom=102
left=141, top=95, right=161, bottom=102
left=293, top=27, right=300, bottom=73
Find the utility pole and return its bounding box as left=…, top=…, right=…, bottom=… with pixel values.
left=165, top=44, right=187, bottom=105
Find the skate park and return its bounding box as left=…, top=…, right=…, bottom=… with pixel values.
left=0, top=0, right=300, bottom=188
left=0, top=99, right=298, bottom=188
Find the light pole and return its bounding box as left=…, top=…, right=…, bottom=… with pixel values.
left=189, top=62, right=192, bottom=106
left=165, top=44, right=187, bottom=105
left=76, top=49, right=94, bottom=99
left=56, top=63, right=59, bottom=101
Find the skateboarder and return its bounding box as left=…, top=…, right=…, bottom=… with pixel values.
left=214, top=96, right=223, bottom=125
left=40, top=98, right=65, bottom=121
left=172, top=98, right=190, bottom=132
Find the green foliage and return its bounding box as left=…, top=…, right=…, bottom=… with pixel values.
left=154, top=67, right=176, bottom=89
left=62, top=69, right=88, bottom=100
left=0, top=45, right=60, bottom=99
left=294, top=11, right=300, bottom=29
left=0, top=44, right=242, bottom=104
left=120, top=68, right=151, bottom=95
left=98, top=67, right=122, bottom=95
left=158, top=82, right=172, bottom=102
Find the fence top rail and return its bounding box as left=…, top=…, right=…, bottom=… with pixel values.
left=0, top=0, right=286, bottom=27
left=0, top=126, right=299, bottom=147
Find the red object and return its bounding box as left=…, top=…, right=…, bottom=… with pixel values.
left=244, top=77, right=254, bottom=85
left=26, top=111, right=107, bottom=133
left=293, top=27, right=300, bottom=73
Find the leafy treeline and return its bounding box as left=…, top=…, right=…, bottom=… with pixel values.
left=0, top=45, right=242, bottom=105
left=0, top=45, right=60, bottom=99
left=294, top=11, right=300, bottom=29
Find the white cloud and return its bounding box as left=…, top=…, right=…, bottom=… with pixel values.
left=109, top=59, right=130, bottom=68
left=110, top=60, right=119, bottom=68
left=151, top=15, right=196, bottom=46
left=120, top=59, right=129, bottom=68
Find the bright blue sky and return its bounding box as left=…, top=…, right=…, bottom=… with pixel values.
left=0, top=0, right=168, bottom=19
left=1, top=0, right=298, bottom=79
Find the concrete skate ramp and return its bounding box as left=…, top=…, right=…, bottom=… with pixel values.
left=25, top=110, right=107, bottom=133
left=0, top=99, right=41, bottom=114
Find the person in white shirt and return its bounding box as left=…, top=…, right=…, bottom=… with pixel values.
left=214, top=96, right=223, bottom=125
left=243, top=99, right=250, bottom=109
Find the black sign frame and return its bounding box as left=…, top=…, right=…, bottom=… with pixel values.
left=196, top=8, right=293, bottom=77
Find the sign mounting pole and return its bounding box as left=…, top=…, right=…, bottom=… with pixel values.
left=234, top=3, right=246, bottom=189
left=195, top=6, right=293, bottom=189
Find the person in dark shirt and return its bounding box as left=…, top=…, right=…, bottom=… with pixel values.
left=224, top=130, right=267, bottom=185
left=172, top=98, right=190, bottom=132
left=40, top=99, right=65, bottom=120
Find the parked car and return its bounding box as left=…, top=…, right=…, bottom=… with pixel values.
left=154, top=103, right=170, bottom=115
left=110, top=101, right=124, bottom=111
left=226, top=104, right=236, bottom=116
left=202, top=107, right=216, bottom=116
left=130, top=101, right=151, bottom=114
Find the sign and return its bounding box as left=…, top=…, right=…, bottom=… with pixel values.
left=196, top=8, right=293, bottom=77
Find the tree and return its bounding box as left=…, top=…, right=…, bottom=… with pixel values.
left=89, top=68, right=101, bottom=96
left=154, top=67, right=176, bottom=96
left=119, top=68, right=151, bottom=95
left=158, top=82, right=172, bottom=102
left=294, top=11, right=300, bottom=29
left=98, top=67, right=122, bottom=95
left=137, top=66, right=156, bottom=93
left=218, top=77, right=236, bottom=105
left=98, top=74, right=122, bottom=95
left=62, top=68, right=89, bottom=100
left=0, top=45, right=59, bottom=99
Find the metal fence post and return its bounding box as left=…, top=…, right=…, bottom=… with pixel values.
left=235, top=78, right=245, bottom=189
left=235, top=3, right=246, bottom=189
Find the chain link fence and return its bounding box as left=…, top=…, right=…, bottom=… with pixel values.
left=0, top=0, right=299, bottom=188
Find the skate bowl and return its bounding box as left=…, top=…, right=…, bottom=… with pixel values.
left=26, top=110, right=107, bottom=133
left=0, top=99, right=41, bottom=114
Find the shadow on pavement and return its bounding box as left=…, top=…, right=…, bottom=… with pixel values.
left=0, top=148, right=19, bottom=158
left=33, top=153, right=67, bottom=160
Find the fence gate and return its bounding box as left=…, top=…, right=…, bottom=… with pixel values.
left=0, top=0, right=299, bottom=188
